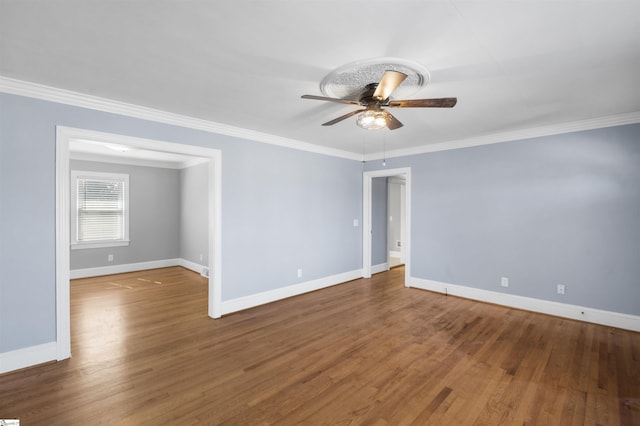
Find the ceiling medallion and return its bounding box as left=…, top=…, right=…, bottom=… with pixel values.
left=319, top=57, right=430, bottom=101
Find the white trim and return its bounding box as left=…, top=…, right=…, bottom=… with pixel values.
left=70, top=258, right=182, bottom=279
left=408, top=276, right=640, bottom=332
left=55, top=129, right=71, bottom=361
left=1, top=76, right=361, bottom=161
left=365, top=111, right=640, bottom=161
left=71, top=240, right=130, bottom=250
left=363, top=168, right=411, bottom=287
left=210, top=150, right=222, bottom=318
left=0, top=342, right=57, bottom=374
left=178, top=258, right=206, bottom=275
left=221, top=269, right=363, bottom=315
left=70, top=258, right=207, bottom=280
left=399, top=184, right=406, bottom=264
left=3, top=77, right=640, bottom=162
left=371, top=262, right=390, bottom=274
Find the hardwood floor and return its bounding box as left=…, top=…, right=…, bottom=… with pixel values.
left=1, top=266, right=638, bottom=425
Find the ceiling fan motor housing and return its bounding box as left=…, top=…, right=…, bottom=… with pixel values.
left=359, top=84, right=383, bottom=105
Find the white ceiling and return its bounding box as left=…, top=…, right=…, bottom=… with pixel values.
left=2, top=1, right=640, bottom=158
left=69, top=139, right=208, bottom=169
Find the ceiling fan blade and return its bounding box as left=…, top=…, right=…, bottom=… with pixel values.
left=301, top=94, right=362, bottom=105
left=322, top=109, right=366, bottom=126
left=385, top=111, right=404, bottom=130
left=388, top=98, right=458, bottom=108
left=373, top=70, right=408, bottom=101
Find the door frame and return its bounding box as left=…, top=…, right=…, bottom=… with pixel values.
left=55, top=126, right=222, bottom=361
left=362, top=167, right=411, bottom=285
left=387, top=176, right=407, bottom=264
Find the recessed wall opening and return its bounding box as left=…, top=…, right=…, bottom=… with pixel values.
left=362, top=167, right=411, bottom=287
left=55, top=126, right=222, bottom=361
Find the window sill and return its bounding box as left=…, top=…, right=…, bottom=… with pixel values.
left=71, top=240, right=130, bottom=250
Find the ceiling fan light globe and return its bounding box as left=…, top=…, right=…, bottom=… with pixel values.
left=357, top=110, right=388, bottom=130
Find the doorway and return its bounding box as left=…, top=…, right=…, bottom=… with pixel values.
left=55, top=126, right=222, bottom=361
left=362, top=167, right=411, bottom=286
left=387, top=175, right=406, bottom=268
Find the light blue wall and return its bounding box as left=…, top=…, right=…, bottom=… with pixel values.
left=221, top=140, right=362, bottom=300
left=371, top=177, right=387, bottom=266
left=365, top=124, right=640, bottom=315
left=70, top=160, right=181, bottom=269
left=2, top=88, right=638, bottom=356
left=387, top=180, right=402, bottom=253
left=0, top=92, right=363, bottom=353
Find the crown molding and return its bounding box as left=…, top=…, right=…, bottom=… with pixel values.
left=365, top=111, right=640, bottom=161
left=0, top=76, right=362, bottom=161
left=4, top=76, right=639, bottom=163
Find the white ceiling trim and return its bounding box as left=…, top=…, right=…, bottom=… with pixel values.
left=3, top=76, right=639, bottom=163
left=367, top=111, right=640, bottom=161
left=0, top=76, right=362, bottom=161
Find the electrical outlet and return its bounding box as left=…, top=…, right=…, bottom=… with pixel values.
left=557, top=284, right=565, bottom=295
left=297, top=269, right=303, bottom=278
left=108, top=254, right=114, bottom=262
left=501, top=277, right=509, bottom=287
left=199, top=253, right=203, bottom=261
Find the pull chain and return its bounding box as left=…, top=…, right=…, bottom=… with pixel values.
left=382, top=133, right=386, bottom=167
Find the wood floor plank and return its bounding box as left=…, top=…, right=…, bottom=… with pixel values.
left=1, top=266, right=639, bottom=425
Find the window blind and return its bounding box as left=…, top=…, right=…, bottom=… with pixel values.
left=76, top=177, right=125, bottom=241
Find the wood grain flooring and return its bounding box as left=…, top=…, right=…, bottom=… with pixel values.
left=1, top=266, right=638, bottom=425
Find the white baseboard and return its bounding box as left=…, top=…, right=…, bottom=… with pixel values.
left=70, top=258, right=184, bottom=279
left=177, top=258, right=208, bottom=276
left=408, top=276, right=640, bottom=332
left=371, top=262, right=390, bottom=274
left=221, top=269, right=363, bottom=315
left=0, top=342, right=58, bottom=374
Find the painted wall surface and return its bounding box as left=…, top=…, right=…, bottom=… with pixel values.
left=0, top=92, right=363, bottom=353
left=365, top=124, right=640, bottom=315
left=69, top=160, right=180, bottom=270
left=5, top=85, right=637, bottom=358
left=387, top=180, right=402, bottom=253
left=371, top=177, right=387, bottom=266
left=179, top=162, right=209, bottom=267
left=221, top=139, right=362, bottom=300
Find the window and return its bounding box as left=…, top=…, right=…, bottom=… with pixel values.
left=71, top=171, right=130, bottom=249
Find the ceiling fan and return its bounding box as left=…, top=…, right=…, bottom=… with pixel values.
left=301, top=70, right=457, bottom=130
